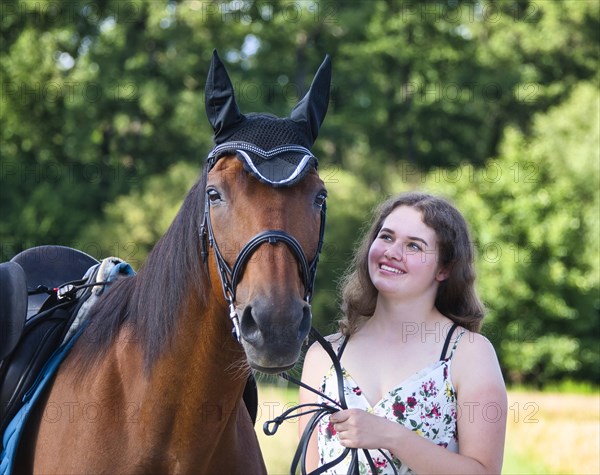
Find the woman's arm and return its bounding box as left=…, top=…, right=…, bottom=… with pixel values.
left=298, top=340, right=333, bottom=473
left=330, top=333, right=507, bottom=474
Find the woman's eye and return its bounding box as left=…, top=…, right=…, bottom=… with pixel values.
left=407, top=242, right=423, bottom=251
left=207, top=188, right=222, bottom=203
left=379, top=233, right=392, bottom=242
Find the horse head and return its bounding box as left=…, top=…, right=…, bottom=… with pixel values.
left=202, top=51, right=331, bottom=373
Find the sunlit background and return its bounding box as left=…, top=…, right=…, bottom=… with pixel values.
left=1, top=1, right=598, bottom=473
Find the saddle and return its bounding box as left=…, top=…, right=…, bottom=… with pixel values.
left=0, top=245, right=100, bottom=440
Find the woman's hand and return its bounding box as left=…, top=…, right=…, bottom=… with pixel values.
left=329, top=409, right=398, bottom=450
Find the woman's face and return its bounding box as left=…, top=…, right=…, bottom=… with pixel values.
left=368, top=206, right=448, bottom=301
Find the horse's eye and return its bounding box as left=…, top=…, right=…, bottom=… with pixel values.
left=314, top=191, right=327, bottom=208
left=207, top=188, right=222, bottom=203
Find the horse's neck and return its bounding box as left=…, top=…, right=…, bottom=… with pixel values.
left=31, top=294, right=264, bottom=474
left=106, top=295, right=253, bottom=462
left=138, top=295, right=249, bottom=412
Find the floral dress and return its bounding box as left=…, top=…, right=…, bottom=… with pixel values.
left=317, top=328, right=466, bottom=475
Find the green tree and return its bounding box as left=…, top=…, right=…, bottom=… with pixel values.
left=77, top=161, right=199, bottom=269
left=1, top=0, right=240, bottom=260
left=3, top=0, right=598, bottom=261
left=329, top=0, right=599, bottom=176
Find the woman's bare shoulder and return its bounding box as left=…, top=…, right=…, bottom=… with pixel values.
left=456, top=330, right=498, bottom=358
left=303, top=332, right=344, bottom=375
left=453, top=329, right=506, bottom=395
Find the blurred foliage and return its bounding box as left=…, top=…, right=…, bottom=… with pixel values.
left=77, top=161, right=201, bottom=269
left=312, top=166, right=382, bottom=333
left=1, top=0, right=598, bottom=386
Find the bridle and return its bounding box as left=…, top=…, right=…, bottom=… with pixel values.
left=199, top=143, right=397, bottom=475
left=199, top=142, right=327, bottom=341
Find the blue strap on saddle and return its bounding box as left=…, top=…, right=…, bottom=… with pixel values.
left=0, top=324, right=86, bottom=475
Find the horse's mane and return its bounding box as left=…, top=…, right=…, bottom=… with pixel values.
left=75, top=165, right=210, bottom=375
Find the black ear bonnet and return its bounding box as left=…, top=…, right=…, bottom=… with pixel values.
left=205, top=50, right=331, bottom=186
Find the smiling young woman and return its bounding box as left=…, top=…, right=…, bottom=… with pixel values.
left=299, top=192, right=507, bottom=475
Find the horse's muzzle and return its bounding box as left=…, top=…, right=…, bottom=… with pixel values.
left=239, top=296, right=311, bottom=373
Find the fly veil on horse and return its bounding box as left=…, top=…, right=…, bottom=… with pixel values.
left=1, top=51, right=331, bottom=474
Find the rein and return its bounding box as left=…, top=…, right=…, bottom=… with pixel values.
left=199, top=143, right=327, bottom=341
left=264, top=327, right=399, bottom=475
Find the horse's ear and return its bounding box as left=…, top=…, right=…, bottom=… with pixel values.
left=205, top=50, right=245, bottom=139
left=290, top=55, right=332, bottom=145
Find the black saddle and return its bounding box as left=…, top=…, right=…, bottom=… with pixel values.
left=0, top=245, right=99, bottom=440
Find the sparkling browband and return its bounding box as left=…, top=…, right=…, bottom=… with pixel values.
left=206, top=141, right=317, bottom=186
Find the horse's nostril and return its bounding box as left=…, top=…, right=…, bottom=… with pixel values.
left=241, top=305, right=261, bottom=344
left=298, top=305, right=312, bottom=339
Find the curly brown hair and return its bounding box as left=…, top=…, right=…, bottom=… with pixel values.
left=338, top=192, right=484, bottom=336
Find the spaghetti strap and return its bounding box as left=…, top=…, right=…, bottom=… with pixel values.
left=439, top=323, right=458, bottom=361
left=337, top=335, right=349, bottom=359
left=447, top=329, right=466, bottom=360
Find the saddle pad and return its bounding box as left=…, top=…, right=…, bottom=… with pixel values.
left=0, top=324, right=85, bottom=475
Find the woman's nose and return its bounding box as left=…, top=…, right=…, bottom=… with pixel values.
left=384, top=244, right=404, bottom=261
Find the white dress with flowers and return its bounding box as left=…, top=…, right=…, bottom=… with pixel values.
left=317, top=328, right=466, bottom=475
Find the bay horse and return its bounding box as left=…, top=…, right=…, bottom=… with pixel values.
left=15, top=51, right=331, bottom=474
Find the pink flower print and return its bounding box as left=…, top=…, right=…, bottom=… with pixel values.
left=392, top=402, right=406, bottom=419
left=325, top=420, right=337, bottom=439
left=407, top=396, right=417, bottom=408
left=430, top=403, right=441, bottom=418
left=421, top=379, right=438, bottom=398
left=373, top=457, right=387, bottom=469
left=352, top=386, right=362, bottom=396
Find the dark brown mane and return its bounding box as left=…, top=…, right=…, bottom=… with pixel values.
left=75, top=165, right=210, bottom=374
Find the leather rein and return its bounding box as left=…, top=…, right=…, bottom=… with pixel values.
left=199, top=146, right=326, bottom=341
left=264, top=327, right=400, bottom=475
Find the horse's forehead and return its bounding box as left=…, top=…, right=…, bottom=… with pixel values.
left=209, top=156, right=249, bottom=179
left=209, top=155, right=243, bottom=174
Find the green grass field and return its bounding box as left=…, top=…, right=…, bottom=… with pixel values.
left=256, top=384, right=600, bottom=475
